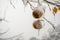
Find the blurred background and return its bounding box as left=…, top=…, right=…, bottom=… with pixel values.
left=0, top=0, right=60, bottom=40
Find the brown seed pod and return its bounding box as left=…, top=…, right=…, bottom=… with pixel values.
left=32, top=10, right=43, bottom=19
left=52, top=7, right=58, bottom=16
left=33, top=20, right=42, bottom=29
left=32, top=7, right=44, bottom=19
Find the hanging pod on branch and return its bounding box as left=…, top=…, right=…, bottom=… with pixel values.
left=33, top=20, right=42, bottom=29
left=32, top=20, right=43, bottom=36
left=32, top=6, right=45, bottom=19
left=52, top=6, right=59, bottom=16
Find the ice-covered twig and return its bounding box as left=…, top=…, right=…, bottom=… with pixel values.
left=7, top=33, right=23, bottom=39
left=10, top=0, right=15, bottom=8
left=43, top=17, right=55, bottom=29
left=6, top=33, right=23, bottom=39
left=48, top=4, right=51, bottom=11
left=22, top=0, right=28, bottom=6
left=0, top=6, right=9, bottom=23
left=37, top=0, right=41, bottom=6
left=0, top=28, right=9, bottom=36
left=30, top=0, right=38, bottom=3
left=0, top=33, right=24, bottom=40
left=27, top=1, right=34, bottom=10
left=44, top=0, right=60, bottom=7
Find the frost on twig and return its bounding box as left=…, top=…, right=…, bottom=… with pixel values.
left=0, top=6, right=9, bottom=23
left=48, top=4, right=51, bottom=11
left=0, top=28, right=9, bottom=36
left=22, top=0, right=36, bottom=10
left=0, top=33, right=24, bottom=40
left=43, top=17, right=55, bottom=29
left=30, top=0, right=38, bottom=3
left=37, top=0, right=41, bottom=6
left=10, top=0, right=15, bottom=9
left=44, top=0, right=60, bottom=7
left=22, top=0, right=28, bottom=6
left=27, top=1, right=35, bottom=10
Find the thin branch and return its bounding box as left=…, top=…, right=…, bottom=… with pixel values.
left=0, top=28, right=9, bottom=36
left=0, top=6, right=9, bottom=23
left=44, top=0, right=60, bottom=7
left=38, top=0, right=41, bottom=6
left=48, top=4, right=51, bottom=11
left=0, top=33, right=23, bottom=40
left=10, top=0, right=15, bottom=8
left=43, top=17, right=55, bottom=29
left=5, top=33, right=23, bottom=39
left=27, top=1, right=34, bottom=10
left=30, top=0, right=38, bottom=3
left=22, top=0, right=28, bottom=6
left=2, top=6, right=9, bottom=22
left=38, top=29, right=40, bottom=36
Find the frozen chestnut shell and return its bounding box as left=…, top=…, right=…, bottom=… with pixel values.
left=33, top=20, right=42, bottom=29
left=32, top=6, right=45, bottom=19
left=32, top=10, right=43, bottom=19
